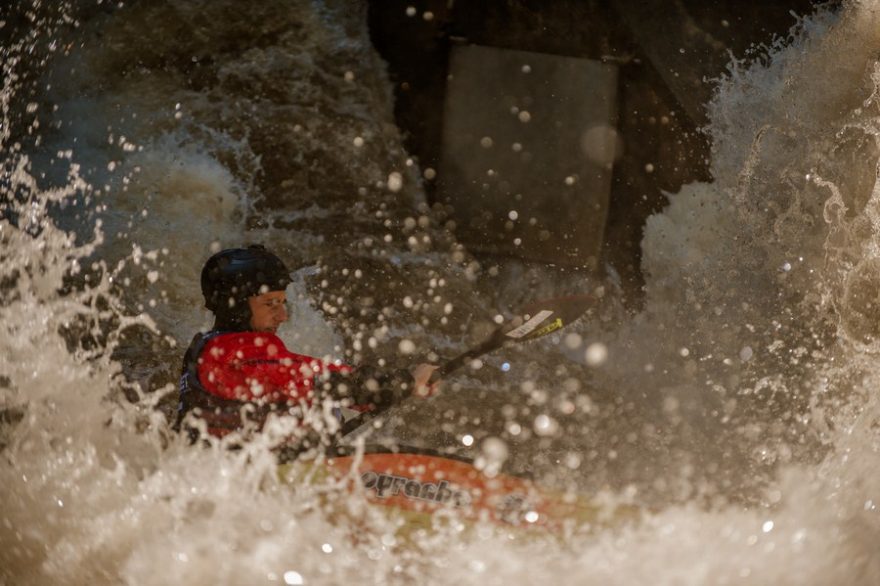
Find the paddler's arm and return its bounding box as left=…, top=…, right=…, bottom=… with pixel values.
left=323, top=363, right=440, bottom=411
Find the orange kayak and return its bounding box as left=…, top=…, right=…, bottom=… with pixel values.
left=283, top=447, right=634, bottom=533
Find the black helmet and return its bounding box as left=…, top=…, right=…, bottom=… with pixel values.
left=201, top=245, right=291, bottom=329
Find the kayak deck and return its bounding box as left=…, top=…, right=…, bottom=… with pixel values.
left=280, top=446, right=636, bottom=534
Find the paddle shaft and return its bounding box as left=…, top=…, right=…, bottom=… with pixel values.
left=433, top=331, right=507, bottom=379
left=339, top=335, right=506, bottom=438
left=339, top=293, right=596, bottom=438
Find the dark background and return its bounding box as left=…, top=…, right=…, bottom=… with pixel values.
left=367, top=0, right=832, bottom=301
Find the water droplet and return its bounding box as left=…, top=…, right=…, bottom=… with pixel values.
left=581, top=125, right=622, bottom=166
left=585, top=342, right=608, bottom=366
left=482, top=436, right=508, bottom=462
left=387, top=172, right=403, bottom=192
left=533, top=414, right=558, bottom=436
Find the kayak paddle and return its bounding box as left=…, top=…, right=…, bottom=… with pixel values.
left=339, top=293, right=597, bottom=438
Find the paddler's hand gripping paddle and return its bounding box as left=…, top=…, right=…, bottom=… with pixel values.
left=340, top=293, right=596, bottom=438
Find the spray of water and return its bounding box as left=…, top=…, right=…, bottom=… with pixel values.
left=3, top=1, right=880, bottom=584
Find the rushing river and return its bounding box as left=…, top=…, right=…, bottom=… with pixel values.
left=2, top=1, right=880, bottom=584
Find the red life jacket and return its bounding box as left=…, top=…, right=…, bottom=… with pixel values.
left=175, top=331, right=349, bottom=437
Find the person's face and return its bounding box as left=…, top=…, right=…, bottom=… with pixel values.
left=248, top=290, right=288, bottom=333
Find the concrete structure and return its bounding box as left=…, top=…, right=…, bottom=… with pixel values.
left=439, top=45, right=618, bottom=267
left=368, top=0, right=822, bottom=296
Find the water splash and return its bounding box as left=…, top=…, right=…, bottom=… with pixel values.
left=3, top=1, right=880, bottom=585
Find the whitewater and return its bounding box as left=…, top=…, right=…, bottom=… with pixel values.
left=2, top=1, right=879, bottom=584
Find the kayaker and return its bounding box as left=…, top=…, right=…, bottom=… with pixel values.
left=174, top=244, right=437, bottom=440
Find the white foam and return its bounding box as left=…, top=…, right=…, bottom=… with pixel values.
left=3, top=1, right=880, bottom=584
